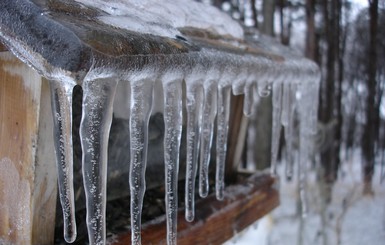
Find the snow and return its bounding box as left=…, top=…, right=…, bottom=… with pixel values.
left=225, top=150, right=385, bottom=245
left=74, top=0, right=244, bottom=39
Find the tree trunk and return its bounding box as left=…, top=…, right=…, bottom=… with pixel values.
left=251, top=0, right=258, bottom=28
left=318, top=0, right=343, bottom=203
left=261, top=0, right=275, bottom=36
left=305, top=0, right=318, bottom=62
left=279, top=0, right=291, bottom=45
left=362, top=0, right=379, bottom=194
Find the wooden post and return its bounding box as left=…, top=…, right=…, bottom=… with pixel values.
left=0, top=52, right=57, bottom=245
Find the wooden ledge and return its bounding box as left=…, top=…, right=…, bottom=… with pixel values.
left=111, top=173, right=279, bottom=245
left=0, top=43, right=7, bottom=52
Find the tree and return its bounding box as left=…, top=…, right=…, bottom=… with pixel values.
left=362, top=0, right=379, bottom=194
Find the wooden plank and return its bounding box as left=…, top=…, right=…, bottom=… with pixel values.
left=225, top=95, right=246, bottom=183
left=111, top=174, right=279, bottom=245
left=0, top=52, right=57, bottom=245
left=0, top=43, right=7, bottom=52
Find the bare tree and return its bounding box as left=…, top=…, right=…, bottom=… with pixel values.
left=362, top=0, right=379, bottom=194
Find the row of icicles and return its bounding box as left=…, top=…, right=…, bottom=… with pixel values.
left=49, top=75, right=319, bottom=245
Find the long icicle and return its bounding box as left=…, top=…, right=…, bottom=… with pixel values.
left=243, top=83, right=256, bottom=117
left=270, top=82, right=283, bottom=175
left=163, top=80, right=183, bottom=245
left=185, top=82, right=204, bottom=222
left=80, top=79, right=118, bottom=245
left=199, top=81, right=217, bottom=198
left=129, top=79, right=154, bottom=244
left=216, top=86, right=231, bottom=200
left=282, top=83, right=296, bottom=180
left=298, top=83, right=310, bottom=218
left=50, top=81, right=77, bottom=243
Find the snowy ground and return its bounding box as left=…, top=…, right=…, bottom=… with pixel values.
left=224, top=150, right=385, bottom=245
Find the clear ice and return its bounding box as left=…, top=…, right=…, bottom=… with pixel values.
left=199, top=81, right=217, bottom=198
left=80, top=79, right=118, bottom=245
left=0, top=0, right=322, bottom=243
left=163, top=80, right=183, bottom=245
left=185, top=83, right=204, bottom=222
left=50, top=81, right=77, bottom=243
left=129, top=80, right=154, bottom=244
left=270, top=82, right=283, bottom=175
left=215, top=86, right=232, bottom=200
left=281, top=83, right=296, bottom=179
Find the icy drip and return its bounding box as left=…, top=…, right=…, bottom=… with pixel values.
left=297, top=83, right=312, bottom=218
left=216, top=86, right=231, bottom=200
left=129, top=80, right=154, bottom=245
left=185, top=83, right=204, bottom=222
left=243, top=83, right=259, bottom=117
left=199, top=82, right=218, bottom=198
left=80, top=79, right=118, bottom=245
left=257, top=82, right=272, bottom=97
left=270, top=82, right=283, bottom=175
left=281, top=83, right=296, bottom=179
left=50, top=81, right=77, bottom=243
left=163, top=80, right=183, bottom=245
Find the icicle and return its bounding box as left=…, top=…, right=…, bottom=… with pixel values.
left=243, top=83, right=258, bottom=117
left=270, top=82, right=283, bottom=175
left=199, top=81, right=217, bottom=198
left=298, top=83, right=310, bottom=218
left=281, top=83, right=291, bottom=127
left=216, top=86, right=231, bottom=200
left=129, top=79, right=154, bottom=244
left=163, top=80, right=183, bottom=245
left=282, top=83, right=296, bottom=180
left=80, top=79, right=118, bottom=245
left=50, top=81, right=77, bottom=243
left=257, top=82, right=271, bottom=97
left=309, top=82, right=320, bottom=134
left=185, top=82, right=204, bottom=222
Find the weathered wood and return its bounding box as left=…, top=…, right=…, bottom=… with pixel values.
left=225, top=95, right=246, bottom=183
left=0, top=52, right=57, bottom=245
left=0, top=42, right=7, bottom=52
left=111, top=174, right=279, bottom=245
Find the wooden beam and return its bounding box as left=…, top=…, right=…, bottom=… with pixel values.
left=0, top=43, right=7, bottom=52
left=225, top=95, right=246, bottom=183
left=0, top=52, right=57, bottom=245
left=111, top=174, right=279, bottom=245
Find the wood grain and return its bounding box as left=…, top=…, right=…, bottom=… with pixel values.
left=0, top=52, right=57, bottom=245
left=112, top=174, right=279, bottom=245
left=0, top=42, right=7, bottom=52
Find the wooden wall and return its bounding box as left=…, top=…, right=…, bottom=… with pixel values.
left=0, top=52, right=57, bottom=245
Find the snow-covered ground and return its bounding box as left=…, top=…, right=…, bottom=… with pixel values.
left=224, top=150, right=385, bottom=245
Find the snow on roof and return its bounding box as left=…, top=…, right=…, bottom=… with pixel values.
left=75, top=0, right=244, bottom=39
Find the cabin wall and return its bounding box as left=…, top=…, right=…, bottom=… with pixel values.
left=0, top=52, right=57, bottom=245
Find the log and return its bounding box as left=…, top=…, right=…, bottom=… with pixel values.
left=0, top=52, right=57, bottom=245
left=111, top=174, right=279, bottom=245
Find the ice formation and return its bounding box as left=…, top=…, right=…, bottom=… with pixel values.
left=74, top=0, right=244, bottom=39
left=0, top=0, right=321, bottom=245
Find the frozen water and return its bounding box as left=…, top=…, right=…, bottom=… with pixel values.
left=281, top=83, right=297, bottom=179
left=216, top=86, right=232, bottom=200
left=185, top=82, right=204, bottom=222
left=75, top=0, right=244, bottom=39
left=50, top=81, right=77, bottom=243
left=0, top=1, right=322, bottom=244
left=270, top=82, right=283, bottom=175
left=128, top=79, right=154, bottom=244
left=199, top=81, right=218, bottom=198
left=163, top=80, right=183, bottom=245
left=297, top=82, right=313, bottom=217
left=80, top=78, right=118, bottom=245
